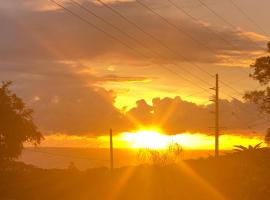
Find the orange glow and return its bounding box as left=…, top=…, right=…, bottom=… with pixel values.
left=37, top=130, right=265, bottom=150
left=98, top=129, right=265, bottom=150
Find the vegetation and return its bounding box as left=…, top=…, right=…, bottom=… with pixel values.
left=244, top=42, right=270, bottom=113
left=137, top=143, right=183, bottom=166
left=1, top=148, right=270, bottom=200
left=0, top=81, right=43, bottom=160
left=233, top=143, right=263, bottom=153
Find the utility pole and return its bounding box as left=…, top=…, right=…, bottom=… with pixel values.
left=214, top=74, right=219, bottom=157
left=210, top=74, right=220, bottom=157
left=109, top=128, right=114, bottom=171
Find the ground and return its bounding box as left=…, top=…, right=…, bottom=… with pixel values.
left=1, top=148, right=270, bottom=200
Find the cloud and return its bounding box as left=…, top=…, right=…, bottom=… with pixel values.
left=126, top=97, right=268, bottom=135
left=98, top=75, right=151, bottom=83
left=93, top=0, right=135, bottom=5
left=0, top=0, right=267, bottom=66
left=0, top=58, right=266, bottom=136
left=0, top=1, right=51, bottom=12
left=0, top=0, right=269, bottom=136
left=0, top=60, right=135, bottom=135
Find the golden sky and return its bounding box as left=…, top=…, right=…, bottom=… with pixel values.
left=1, top=0, right=270, bottom=144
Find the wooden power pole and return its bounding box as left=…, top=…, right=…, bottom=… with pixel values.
left=210, top=74, right=220, bottom=157
left=214, top=74, right=219, bottom=157
left=109, top=128, right=114, bottom=171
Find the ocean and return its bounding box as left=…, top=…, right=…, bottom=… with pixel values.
left=19, top=147, right=224, bottom=170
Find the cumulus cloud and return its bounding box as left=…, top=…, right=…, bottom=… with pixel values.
left=126, top=97, right=269, bottom=135
left=0, top=61, right=136, bottom=135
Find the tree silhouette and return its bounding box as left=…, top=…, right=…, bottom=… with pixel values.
left=0, top=81, right=43, bottom=160
left=244, top=42, right=270, bottom=144
left=244, top=42, right=270, bottom=112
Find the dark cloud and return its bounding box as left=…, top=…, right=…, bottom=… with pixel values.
left=126, top=97, right=268, bottom=135
left=0, top=61, right=135, bottom=135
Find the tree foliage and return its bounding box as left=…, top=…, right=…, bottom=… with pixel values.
left=244, top=42, right=270, bottom=114
left=0, top=81, right=43, bottom=160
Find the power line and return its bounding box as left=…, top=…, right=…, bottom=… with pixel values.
left=52, top=2, right=253, bottom=137
left=166, top=0, right=253, bottom=78
left=136, top=0, right=249, bottom=72
left=50, top=0, right=257, bottom=127
left=94, top=0, right=215, bottom=79
left=135, top=0, right=232, bottom=74
left=69, top=0, right=159, bottom=58
left=68, top=0, right=213, bottom=89
left=196, top=0, right=266, bottom=90
left=165, top=0, right=267, bottom=99
left=196, top=0, right=264, bottom=50
left=183, top=89, right=210, bottom=99
left=167, top=0, right=240, bottom=51
left=74, top=0, right=252, bottom=117
left=94, top=0, right=249, bottom=99
left=48, top=0, right=142, bottom=58
left=226, top=0, right=269, bottom=37
left=135, top=0, right=217, bottom=50
left=98, top=0, right=253, bottom=99
left=133, top=0, right=249, bottom=97
left=53, top=0, right=216, bottom=94
left=68, top=0, right=248, bottom=102
left=172, top=0, right=217, bottom=10
left=49, top=0, right=214, bottom=98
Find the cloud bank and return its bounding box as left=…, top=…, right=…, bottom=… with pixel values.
left=0, top=59, right=267, bottom=136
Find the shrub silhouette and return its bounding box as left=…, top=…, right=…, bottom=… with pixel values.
left=233, top=143, right=263, bottom=153
left=137, top=143, right=183, bottom=166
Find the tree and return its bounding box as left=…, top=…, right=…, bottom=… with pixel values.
left=244, top=42, right=270, bottom=114
left=0, top=81, right=43, bottom=160
left=244, top=42, right=270, bottom=144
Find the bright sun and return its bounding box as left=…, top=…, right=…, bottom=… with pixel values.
left=121, top=130, right=170, bottom=149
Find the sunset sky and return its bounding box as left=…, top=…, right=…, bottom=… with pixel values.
left=1, top=0, right=270, bottom=148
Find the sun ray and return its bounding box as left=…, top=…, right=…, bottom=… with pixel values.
left=107, top=167, right=136, bottom=200
left=175, top=161, right=227, bottom=200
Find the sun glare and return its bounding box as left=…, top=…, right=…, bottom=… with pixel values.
left=116, top=130, right=216, bottom=150
left=121, top=130, right=169, bottom=149
left=46, top=130, right=265, bottom=150
left=97, top=129, right=265, bottom=150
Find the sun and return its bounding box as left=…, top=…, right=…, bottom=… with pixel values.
left=119, top=128, right=171, bottom=149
